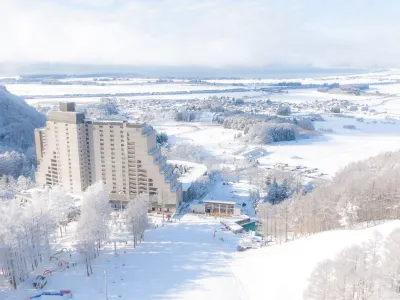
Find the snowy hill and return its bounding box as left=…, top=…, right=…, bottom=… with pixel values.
left=0, top=85, right=45, bottom=151
left=231, top=221, right=400, bottom=300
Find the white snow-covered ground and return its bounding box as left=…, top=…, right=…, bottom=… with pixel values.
left=5, top=83, right=242, bottom=96
left=203, top=69, right=400, bottom=85
left=155, top=114, right=400, bottom=177
left=266, top=89, right=376, bottom=104
left=258, top=114, right=400, bottom=176
left=4, top=218, right=400, bottom=300
left=24, top=91, right=266, bottom=105
left=154, top=121, right=241, bottom=158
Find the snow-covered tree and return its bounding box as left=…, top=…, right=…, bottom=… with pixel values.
left=168, top=142, right=209, bottom=163
left=48, top=186, right=76, bottom=236
left=0, top=191, right=53, bottom=289
left=276, top=105, right=292, bottom=116
left=75, top=182, right=111, bottom=276
left=124, top=194, right=149, bottom=248
left=382, top=229, right=400, bottom=298
left=265, top=150, right=400, bottom=241
left=305, top=231, right=395, bottom=300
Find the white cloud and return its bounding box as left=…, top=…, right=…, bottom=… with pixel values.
left=1, top=0, right=400, bottom=68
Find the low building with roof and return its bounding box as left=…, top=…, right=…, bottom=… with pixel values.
left=203, top=200, right=242, bottom=216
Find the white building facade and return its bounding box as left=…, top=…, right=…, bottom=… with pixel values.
left=35, top=103, right=182, bottom=211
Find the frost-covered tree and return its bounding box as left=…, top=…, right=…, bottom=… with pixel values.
left=82, top=98, right=119, bottom=118
left=276, top=105, right=292, bottom=116
left=186, top=175, right=210, bottom=201
left=256, top=151, right=400, bottom=243
left=243, top=123, right=298, bottom=144
left=123, top=194, right=149, bottom=248
left=0, top=190, right=54, bottom=289
left=296, top=118, right=315, bottom=131
left=0, top=86, right=46, bottom=178
left=0, top=86, right=46, bottom=151
left=48, top=186, right=76, bottom=236
left=305, top=231, right=395, bottom=300
left=174, top=110, right=197, bottom=122
left=382, top=229, right=400, bottom=298
left=0, top=151, right=24, bottom=177
left=168, top=142, right=209, bottom=163
left=0, top=174, right=35, bottom=200
left=75, top=182, right=111, bottom=276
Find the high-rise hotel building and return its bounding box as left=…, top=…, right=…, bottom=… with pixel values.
left=34, top=102, right=182, bottom=211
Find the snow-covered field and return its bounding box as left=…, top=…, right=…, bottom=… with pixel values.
left=24, top=91, right=265, bottom=105
left=259, top=114, right=400, bottom=176
left=154, top=114, right=400, bottom=177
left=203, top=69, right=400, bottom=85
left=5, top=83, right=243, bottom=97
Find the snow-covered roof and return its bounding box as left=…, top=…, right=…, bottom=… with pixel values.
left=220, top=219, right=244, bottom=232
left=15, top=187, right=47, bottom=199
left=227, top=215, right=251, bottom=223
left=168, top=160, right=207, bottom=191
left=86, top=119, right=144, bottom=128
left=242, top=147, right=268, bottom=159
left=223, top=222, right=243, bottom=232
left=204, top=200, right=237, bottom=205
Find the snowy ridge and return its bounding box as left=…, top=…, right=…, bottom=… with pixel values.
left=0, top=86, right=45, bottom=151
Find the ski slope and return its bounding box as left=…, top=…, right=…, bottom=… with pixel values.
left=4, top=217, right=400, bottom=300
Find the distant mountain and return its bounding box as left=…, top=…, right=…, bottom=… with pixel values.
left=0, top=85, right=45, bottom=151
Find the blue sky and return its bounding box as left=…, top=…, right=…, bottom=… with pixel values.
left=1, top=0, right=400, bottom=69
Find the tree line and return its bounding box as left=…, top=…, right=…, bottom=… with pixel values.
left=305, top=229, right=400, bottom=299
left=0, top=181, right=149, bottom=289
left=257, top=150, right=400, bottom=243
